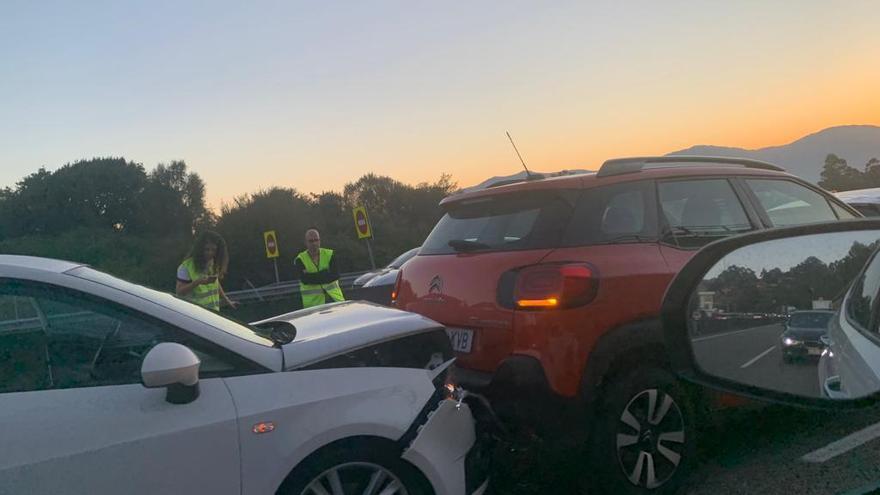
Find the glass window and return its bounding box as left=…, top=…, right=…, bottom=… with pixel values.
left=746, top=179, right=838, bottom=227
left=851, top=204, right=880, bottom=218
left=0, top=281, right=240, bottom=394
left=658, top=179, right=753, bottom=248
left=387, top=248, right=419, bottom=269
left=563, top=181, right=657, bottom=245
left=830, top=201, right=858, bottom=219
left=846, top=251, right=880, bottom=333
left=421, top=191, right=575, bottom=255
left=69, top=267, right=273, bottom=347
left=788, top=311, right=834, bottom=329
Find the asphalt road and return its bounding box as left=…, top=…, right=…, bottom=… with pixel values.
left=692, top=323, right=822, bottom=398
left=488, top=402, right=880, bottom=495
left=484, top=324, right=880, bottom=494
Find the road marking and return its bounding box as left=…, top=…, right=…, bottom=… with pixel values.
left=692, top=325, right=777, bottom=343
left=801, top=421, right=880, bottom=463
left=739, top=345, right=776, bottom=369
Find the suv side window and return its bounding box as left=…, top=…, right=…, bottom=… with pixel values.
left=846, top=251, right=880, bottom=334
left=0, top=280, right=244, bottom=394
left=563, top=181, right=657, bottom=246
left=658, top=179, right=753, bottom=249
left=745, top=179, right=839, bottom=227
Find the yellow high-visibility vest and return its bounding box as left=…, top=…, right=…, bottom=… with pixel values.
left=180, top=258, right=220, bottom=311
left=297, top=248, right=345, bottom=308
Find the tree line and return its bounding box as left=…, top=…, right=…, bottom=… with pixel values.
left=819, top=154, right=880, bottom=192
left=704, top=240, right=878, bottom=314
left=0, top=157, right=455, bottom=291
left=1, top=152, right=875, bottom=293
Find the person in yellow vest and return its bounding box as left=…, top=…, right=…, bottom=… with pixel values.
left=176, top=231, right=238, bottom=312
left=293, top=229, right=345, bottom=308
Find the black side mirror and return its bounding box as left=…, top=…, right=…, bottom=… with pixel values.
left=252, top=320, right=297, bottom=346
left=662, top=219, right=880, bottom=409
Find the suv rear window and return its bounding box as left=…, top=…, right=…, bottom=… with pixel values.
left=421, top=191, right=575, bottom=255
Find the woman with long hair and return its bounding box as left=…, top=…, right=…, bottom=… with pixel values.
left=175, top=231, right=238, bottom=311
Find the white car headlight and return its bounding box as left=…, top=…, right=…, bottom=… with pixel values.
left=782, top=337, right=800, bottom=346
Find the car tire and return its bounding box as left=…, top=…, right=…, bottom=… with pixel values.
left=278, top=438, right=434, bottom=495
left=590, top=366, right=696, bottom=495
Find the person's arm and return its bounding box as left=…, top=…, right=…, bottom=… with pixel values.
left=175, top=265, right=214, bottom=297
left=294, top=257, right=324, bottom=285
left=219, top=283, right=239, bottom=309
left=307, top=254, right=341, bottom=285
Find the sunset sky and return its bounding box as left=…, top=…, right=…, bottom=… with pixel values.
left=2, top=1, right=878, bottom=210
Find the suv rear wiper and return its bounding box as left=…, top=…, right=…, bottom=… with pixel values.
left=598, top=234, right=653, bottom=244
left=448, top=239, right=491, bottom=252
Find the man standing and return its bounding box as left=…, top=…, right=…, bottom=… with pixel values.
left=293, top=229, right=345, bottom=308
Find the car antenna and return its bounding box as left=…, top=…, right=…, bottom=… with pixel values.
left=506, top=131, right=535, bottom=179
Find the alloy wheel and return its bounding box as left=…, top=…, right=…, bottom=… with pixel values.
left=615, top=388, right=686, bottom=490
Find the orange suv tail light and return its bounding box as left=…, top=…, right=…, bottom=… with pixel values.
left=391, top=270, right=402, bottom=305
left=499, top=263, right=598, bottom=310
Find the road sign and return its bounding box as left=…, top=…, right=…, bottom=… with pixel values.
left=263, top=230, right=280, bottom=259
left=352, top=206, right=372, bottom=239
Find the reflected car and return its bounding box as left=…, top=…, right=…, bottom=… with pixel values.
left=780, top=310, right=835, bottom=363
left=821, top=247, right=880, bottom=400
left=835, top=187, right=880, bottom=217
left=0, top=255, right=489, bottom=495
left=352, top=247, right=420, bottom=288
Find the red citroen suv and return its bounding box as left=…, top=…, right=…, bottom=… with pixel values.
left=394, top=156, right=859, bottom=494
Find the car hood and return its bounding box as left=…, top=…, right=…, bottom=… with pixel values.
left=352, top=270, right=384, bottom=286
left=784, top=327, right=828, bottom=340
left=362, top=268, right=399, bottom=288
left=251, top=301, right=445, bottom=370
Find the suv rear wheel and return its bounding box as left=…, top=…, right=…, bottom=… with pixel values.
left=590, top=367, right=696, bottom=494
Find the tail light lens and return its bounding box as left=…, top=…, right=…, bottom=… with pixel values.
left=391, top=270, right=403, bottom=305
left=503, top=263, right=598, bottom=310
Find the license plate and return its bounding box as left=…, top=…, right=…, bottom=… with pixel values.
left=808, top=347, right=823, bottom=356
left=446, top=327, right=474, bottom=353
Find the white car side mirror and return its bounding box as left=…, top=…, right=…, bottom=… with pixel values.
left=141, top=343, right=201, bottom=404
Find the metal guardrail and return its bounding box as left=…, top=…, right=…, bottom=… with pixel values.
left=226, top=271, right=372, bottom=303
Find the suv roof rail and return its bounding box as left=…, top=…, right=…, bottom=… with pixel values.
left=596, top=155, right=786, bottom=178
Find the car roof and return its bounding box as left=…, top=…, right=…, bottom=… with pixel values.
left=836, top=188, right=880, bottom=205
left=441, top=161, right=796, bottom=206
left=0, top=255, right=84, bottom=274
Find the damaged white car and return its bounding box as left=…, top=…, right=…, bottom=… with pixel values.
left=0, top=256, right=490, bottom=495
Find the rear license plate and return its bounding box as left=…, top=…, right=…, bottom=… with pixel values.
left=446, top=327, right=474, bottom=353
left=808, top=347, right=823, bottom=356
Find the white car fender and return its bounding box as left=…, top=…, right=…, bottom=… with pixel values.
left=223, top=367, right=435, bottom=495
left=402, top=399, right=477, bottom=495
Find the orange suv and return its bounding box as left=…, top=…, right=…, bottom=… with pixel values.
left=394, top=156, right=859, bottom=494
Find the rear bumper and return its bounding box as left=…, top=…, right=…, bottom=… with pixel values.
left=402, top=399, right=491, bottom=495
left=453, top=355, right=553, bottom=394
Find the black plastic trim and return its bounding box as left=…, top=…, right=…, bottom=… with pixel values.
left=661, top=218, right=880, bottom=410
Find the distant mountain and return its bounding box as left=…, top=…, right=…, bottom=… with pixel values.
left=668, top=125, right=880, bottom=183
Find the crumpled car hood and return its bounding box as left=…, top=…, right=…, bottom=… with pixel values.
left=251, top=300, right=445, bottom=370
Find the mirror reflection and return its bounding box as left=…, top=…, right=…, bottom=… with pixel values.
left=689, top=230, right=880, bottom=400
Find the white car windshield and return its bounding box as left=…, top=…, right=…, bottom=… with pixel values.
left=67, top=266, right=273, bottom=347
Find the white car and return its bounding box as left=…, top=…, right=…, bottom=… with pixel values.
left=820, top=245, right=880, bottom=400
left=0, top=255, right=490, bottom=495
left=835, top=187, right=880, bottom=217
